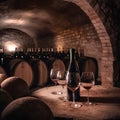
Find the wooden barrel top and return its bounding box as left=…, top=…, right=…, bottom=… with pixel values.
left=31, top=85, right=120, bottom=120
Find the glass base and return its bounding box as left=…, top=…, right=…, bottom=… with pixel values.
left=51, top=91, right=63, bottom=95
left=71, top=102, right=82, bottom=108
left=59, top=96, right=68, bottom=102
left=83, top=102, right=96, bottom=106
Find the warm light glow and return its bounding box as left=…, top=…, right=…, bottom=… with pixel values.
left=3, top=19, right=27, bottom=25
left=56, top=43, right=64, bottom=51
left=1, top=10, right=52, bottom=25
left=7, top=45, right=16, bottom=52
left=57, top=47, right=62, bottom=51
left=4, top=41, right=20, bottom=52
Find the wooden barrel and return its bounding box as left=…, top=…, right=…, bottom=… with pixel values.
left=81, top=57, right=98, bottom=82
left=9, top=58, right=66, bottom=88
left=1, top=97, right=54, bottom=120
left=30, top=60, right=48, bottom=87
left=10, top=59, right=33, bottom=87
left=44, top=58, right=66, bottom=85
left=0, top=66, right=7, bottom=84
left=50, top=59, right=66, bottom=71
left=0, top=66, right=6, bottom=74
left=38, top=60, right=48, bottom=87
left=0, top=88, right=13, bottom=115
left=1, top=76, right=30, bottom=99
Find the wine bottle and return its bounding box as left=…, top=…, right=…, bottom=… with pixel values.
left=37, top=48, right=42, bottom=59
left=24, top=48, right=31, bottom=60
left=19, top=48, right=25, bottom=59
left=66, top=48, right=80, bottom=101
left=13, top=48, right=20, bottom=59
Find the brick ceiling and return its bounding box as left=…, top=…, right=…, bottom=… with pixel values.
left=0, top=0, right=91, bottom=38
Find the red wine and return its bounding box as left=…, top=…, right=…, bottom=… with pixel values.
left=68, top=86, right=79, bottom=92
left=81, top=83, right=93, bottom=90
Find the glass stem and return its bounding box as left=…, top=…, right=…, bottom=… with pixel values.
left=55, top=82, right=57, bottom=92
left=62, top=86, right=64, bottom=95
left=87, top=90, right=90, bottom=104
left=62, top=87, right=66, bottom=100
left=72, top=91, right=75, bottom=104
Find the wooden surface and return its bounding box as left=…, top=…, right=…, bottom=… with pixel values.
left=31, top=85, right=120, bottom=120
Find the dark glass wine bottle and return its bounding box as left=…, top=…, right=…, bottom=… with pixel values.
left=14, top=48, right=20, bottom=59
left=66, top=48, right=80, bottom=101
left=37, top=48, right=41, bottom=59
left=24, top=48, right=31, bottom=60
left=19, top=48, right=25, bottom=59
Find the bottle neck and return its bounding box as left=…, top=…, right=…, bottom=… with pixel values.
left=69, top=48, right=76, bottom=64
left=68, top=48, right=79, bottom=72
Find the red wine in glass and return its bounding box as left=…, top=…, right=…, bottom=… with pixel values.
left=50, top=68, right=62, bottom=95
left=81, top=83, right=93, bottom=90
left=57, top=70, right=67, bottom=101
left=66, top=72, right=81, bottom=108
left=80, top=72, right=95, bottom=105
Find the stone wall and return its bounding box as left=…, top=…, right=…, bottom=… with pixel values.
left=87, top=0, right=120, bottom=60
left=86, top=0, right=120, bottom=87
left=65, top=0, right=113, bottom=87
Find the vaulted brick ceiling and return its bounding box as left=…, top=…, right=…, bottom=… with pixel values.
left=0, top=0, right=91, bottom=38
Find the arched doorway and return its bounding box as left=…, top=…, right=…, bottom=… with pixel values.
left=65, top=0, right=114, bottom=87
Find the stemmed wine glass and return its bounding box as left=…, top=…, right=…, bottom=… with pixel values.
left=80, top=72, right=95, bottom=105
left=66, top=71, right=81, bottom=108
left=50, top=68, right=62, bottom=95
left=57, top=70, right=68, bottom=101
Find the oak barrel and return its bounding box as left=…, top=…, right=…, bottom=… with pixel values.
left=10, top=59, right=33, bottom=87
left=1, top=97, right=54, bottom=120
left=0, top=88, right=13, bottom=116
left=0, top=66, right=7, bottom=84
left=50, top=59, right=66, bottom=71
left=81, top=57, right=98, bottom=83
left=0, top=66, right=6, bottom=74
left=30, top=60, right=48, bottom=87
left=1, top=76, right=30, bottom=99
left=45, top=58, right=66, bottom=85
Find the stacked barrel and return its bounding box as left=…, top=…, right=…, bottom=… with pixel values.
left=0, top=48, right=100, bottom=89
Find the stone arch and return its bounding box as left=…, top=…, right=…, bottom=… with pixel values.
left=0, top=28, right=37, bottom=53
left=65, top=0, right=114, bottom=87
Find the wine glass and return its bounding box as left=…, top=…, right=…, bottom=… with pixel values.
left=80, top=72, right=95, bottom=105
left=57, top=70, right=68, bottom=101
left=66, top=71, right=81, bottom=108
left=50, top=68, right=62, bottom=95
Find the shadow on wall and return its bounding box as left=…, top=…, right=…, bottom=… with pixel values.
left=36, top=28, right=56, bottom=48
